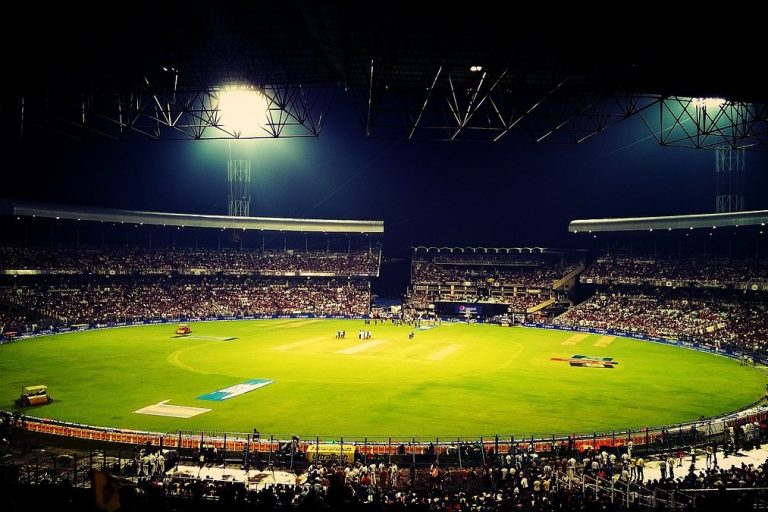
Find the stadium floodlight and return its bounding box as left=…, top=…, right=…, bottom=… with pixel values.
left=691, top=97, right=726, bottom=110
left=217, top=85, right=269, bottom=137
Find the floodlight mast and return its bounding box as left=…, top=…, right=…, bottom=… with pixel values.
left=218, top=86, right=264, bottom=219
left=715, top=146, right=745, bottom=213
left=228, top=158, right=251, bottom=217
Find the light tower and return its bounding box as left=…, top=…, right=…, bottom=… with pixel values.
left=715, top=146, right=745, bottom=213
left=228, top=158, right=251, bottom=217
left=217, top=85, right=268, bottom=218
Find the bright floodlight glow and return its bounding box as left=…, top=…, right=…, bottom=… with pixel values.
left=217, top=86, right=269, bottom=136
left=692, top=97, right=726, bottom=110
left=470, top=65, right=483, bottom=72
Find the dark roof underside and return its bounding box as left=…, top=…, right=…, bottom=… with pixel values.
left=4, top=4, right=766, bottom=103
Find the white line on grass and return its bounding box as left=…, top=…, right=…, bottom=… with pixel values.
left=336, top=339, right=387, bottom=354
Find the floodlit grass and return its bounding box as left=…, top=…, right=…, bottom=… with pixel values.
left=0, top=320, right=764, bottom=439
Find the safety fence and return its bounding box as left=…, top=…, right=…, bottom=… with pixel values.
left=554, top=470, right=689, bottom=509
left=5, top=395, right=766, bottom=472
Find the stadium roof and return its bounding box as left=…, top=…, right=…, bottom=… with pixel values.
left=3, top=4, right=766, bottom=146
left=412, top=246, right=569, bottom=254
left=569, top=210, right=768, bottom=233
left=0, top=200, right=383, bottom=234
left=7, top=5, right=766, bottom=102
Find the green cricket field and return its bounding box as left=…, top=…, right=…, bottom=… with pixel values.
left=0, top=320, right=764, bottom=439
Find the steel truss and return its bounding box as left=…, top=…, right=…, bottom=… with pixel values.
left=637, top=97, right=768, bottom=150
left=346, top=61, right=768, bottom=149
left=351, top=63, right=659, bottom=143
left=12, top=79, right=331, bottom=141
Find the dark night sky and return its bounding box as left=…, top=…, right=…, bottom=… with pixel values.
left=7, top=91, right=768, bottom=255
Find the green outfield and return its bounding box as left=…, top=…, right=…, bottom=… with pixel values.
left=0, top=320, right=764, bottom=438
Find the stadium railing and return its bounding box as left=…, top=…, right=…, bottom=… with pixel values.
left=6, top=394, right=767, bottom=474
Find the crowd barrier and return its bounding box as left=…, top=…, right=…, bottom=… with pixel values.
left=8, top=397, right=767, bottom=466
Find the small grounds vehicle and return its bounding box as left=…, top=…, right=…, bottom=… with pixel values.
left=16, top=385, right=52, bottom=407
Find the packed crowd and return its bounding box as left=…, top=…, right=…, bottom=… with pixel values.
left=0, top=246, right=380, bottom=277
left=105, top=435, right=768, bottom=511
left=407, top=254, right=575, bottom=315
left=4, top=409, right=768, bottom=511
left=583, top=256, right=768, bottom=289
left=407, top=292, right=548, bottom=312
left=0, top=311, right=25, bottom=335
left=553, top=289, right=768, bottom=354
left=0, top=276, right=370, bottom=330
left=412, top=257, right=579, bottom=288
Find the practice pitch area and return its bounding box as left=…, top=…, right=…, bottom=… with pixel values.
left=1, top=320, right=764, bottom=438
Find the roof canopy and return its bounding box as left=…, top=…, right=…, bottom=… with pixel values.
left=569, top=210, right=768, bottom=233
left=0, top=200, right=383, bottom=234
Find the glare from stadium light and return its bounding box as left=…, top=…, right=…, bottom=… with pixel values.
left=470, top=65, right=483, bottom=72
left=691, top=97, right=726, bottom=110
left=217, top=85, right=269, bottom=137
